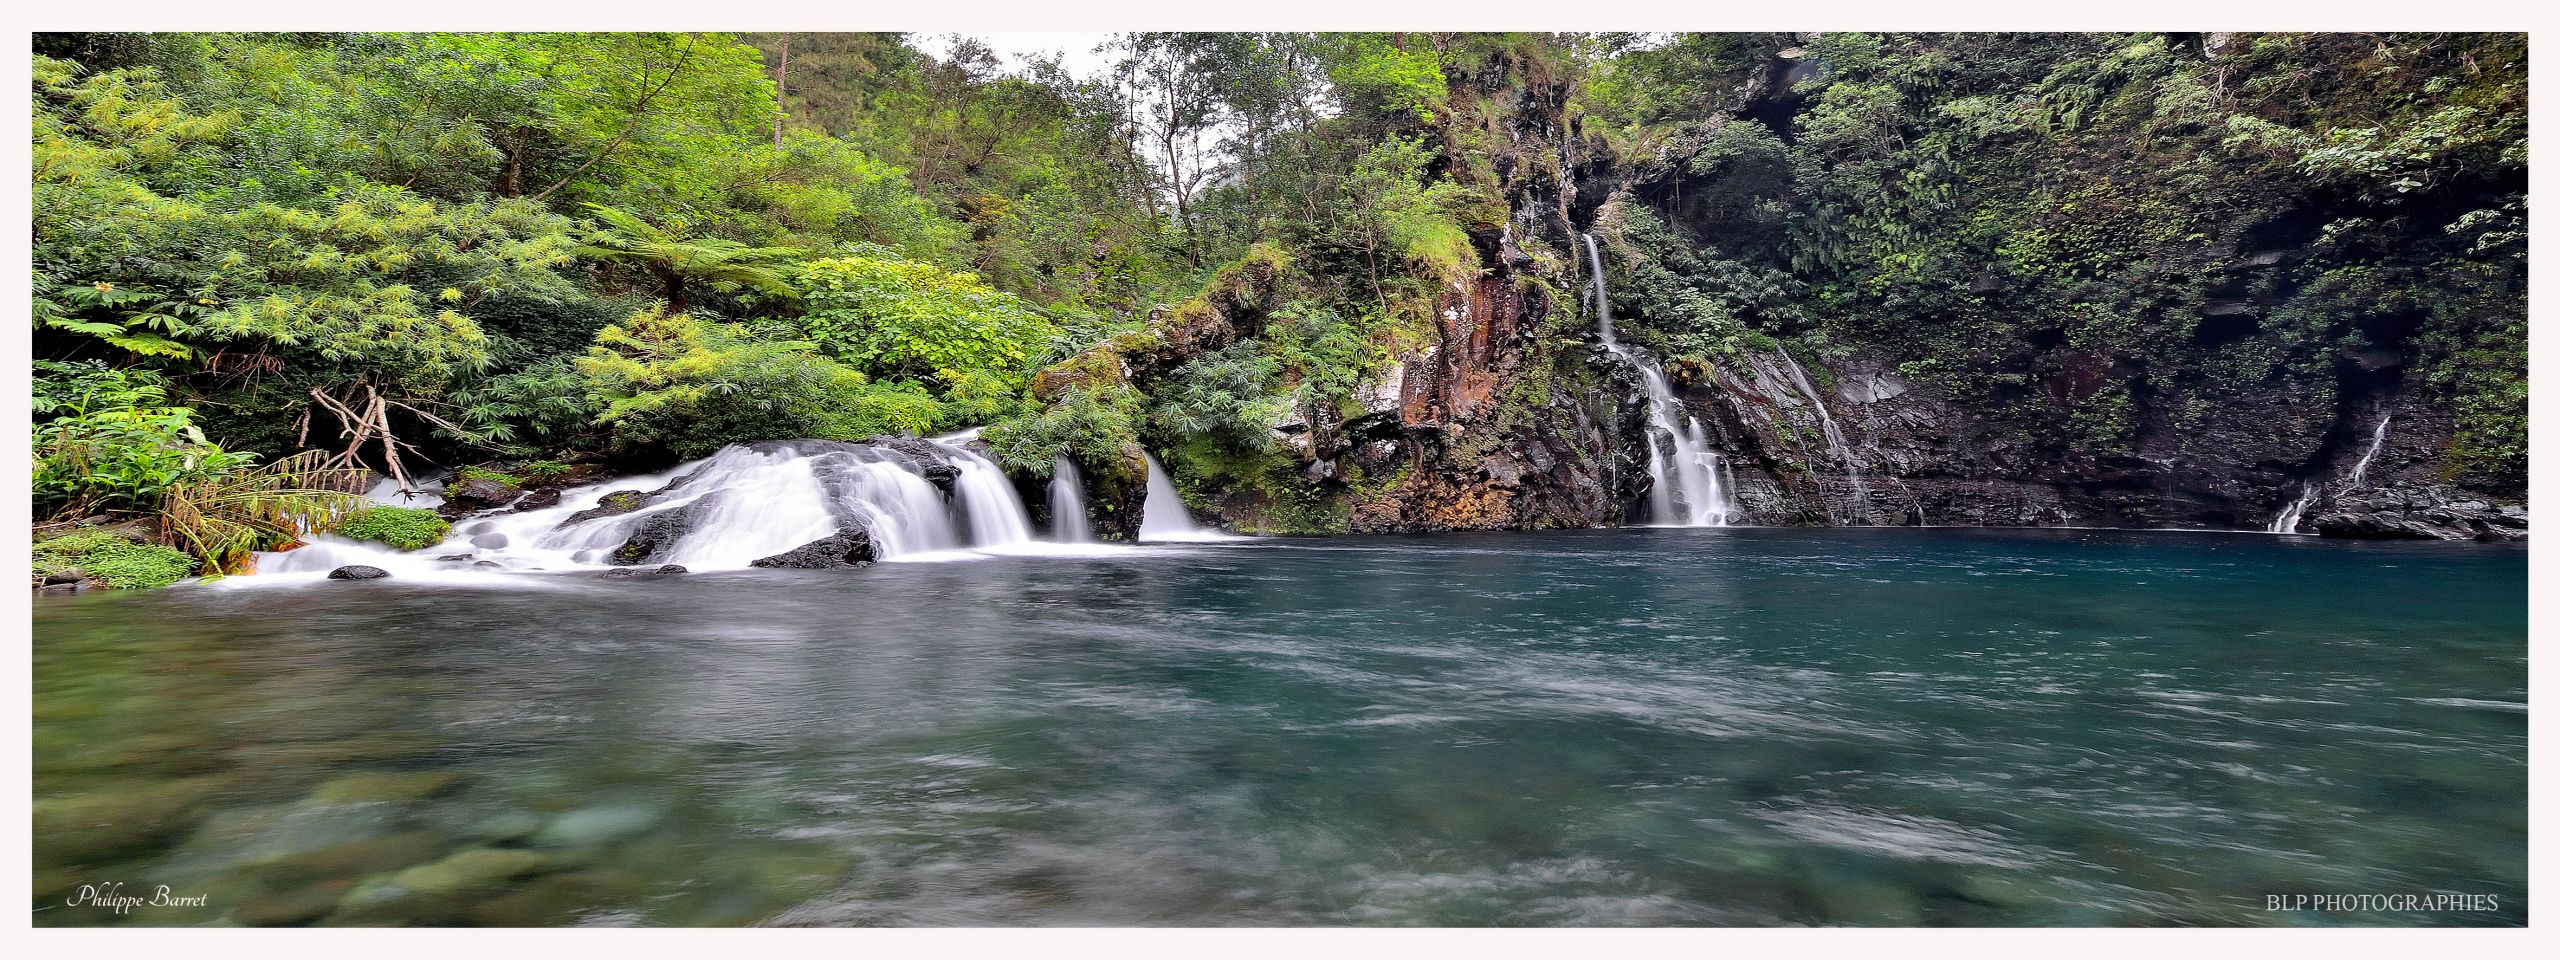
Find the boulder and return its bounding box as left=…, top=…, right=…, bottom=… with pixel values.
left=750, top=525, right=876, bottom=569
left=439, top=477, right=523, bottom=515
left=328, top=565, right=391, bottom=580
left=528, top=804, right=661, bottom=849
left=509, top=487, right=563, bottom=512
left=564, top=490, right=650, bottom=526
left=655, top=565, right=688, bottom=575
left=2314, top=485, right=2529, bottom=542
left=469, top=532, right=508, bottom=549
left=607, top=498, right=715, bottom=566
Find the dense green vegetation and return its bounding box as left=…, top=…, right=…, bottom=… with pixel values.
left=31, top=530, right=196, bottom=589
left=28, top=31, right=2528, bottom=574
left=1585, top=33, right=2527, bottom=487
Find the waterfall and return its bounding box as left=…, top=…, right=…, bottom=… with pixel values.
left=2269, top=484, right=2319, bottom=535
left=247, top=437, right=1043, bottom=579
left=1138, top=450, right=1230, bottom=541
left=943, top=443, right=1034, bottom=549
left=1050, top=457, right=1094, bottom=543
left=1583, top=234, right=1736, bottom=527
left=2345, top=413, right=2392, bottom=489
left=2269, top=411, right=2390, bottom=535
left=1774, top=350, right=1873, bottom=525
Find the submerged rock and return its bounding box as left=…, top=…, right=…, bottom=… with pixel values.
left=308, top=770, right=465, bottom=805
left=749, top=525, right=876, bottom=569
left=327, top=565, right=390, bottom=580
left=530, top=804, right=661, bottom=849
left=333, top=848, right=561, bottom=922
left=656, top=564, right=688, bottom=575
left=34, top=775, right=232, bottom=864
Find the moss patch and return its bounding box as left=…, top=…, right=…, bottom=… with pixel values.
left=33, top=531, right=197, bottom=589
left=335, top=507, right=453, bottom=551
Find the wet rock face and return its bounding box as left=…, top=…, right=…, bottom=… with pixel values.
left=327, top=565, right=390, bottom=580
left=2314, top=487, right=2529, bottom=542
left=437, top=478, right=522, bottom=516
left=749, top=525, right=877, bottom=569
left=606, top=497, right=717, bottom=566
left=565, top=490, right=648, bottom=526
left=1641, top=345, right=2524, bottom=539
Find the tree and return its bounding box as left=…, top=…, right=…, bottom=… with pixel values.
left=573, top=203, right=802, bottom=313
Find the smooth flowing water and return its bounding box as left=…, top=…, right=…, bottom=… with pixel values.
left=1583, top=235, right=1733, bottom=527
left=1050, top=458, right=1094, bottom=544
left=1138, top=451, right=1229, bottom=542
left=33, top=529, right=2524, bottom=927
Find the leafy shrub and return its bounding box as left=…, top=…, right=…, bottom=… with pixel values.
left=335, top=507, right=453, bottom=551
left=985, top=387, right=1143, bottom=479
left=1339, top=137, right=1480, bottom=283
left=575, top=306, right=941, bottom=460
left=798, top=253, right=1062, bottom=396
left=33, top=531, right=196, bottom=589
left=32, top=361, right=254, bottom=516
left=1328, top=35, right=1449, bottom=122
left=1151, top=343, right=1286, bottom=453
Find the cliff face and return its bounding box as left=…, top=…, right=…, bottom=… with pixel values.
left=1638, top=345, right=2524, bottom=539
left=1572, top=34, right=2527, bottom=542
left=1036, top=34, right=2523, bottom=543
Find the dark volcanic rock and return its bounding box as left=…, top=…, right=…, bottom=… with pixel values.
left=510, top=487, right=562, bottom=512
left=564, top=490, right=649, bottom=526
left=608, top=498, right=715, bottom=566
left=750, top=524, right=876, bottom=568
left=439, top=477, right=523, bottom=515
left=860, top=435, right=962, bottom=490
left=328, top=565, right=391, bottom=580
left=2313, top=486, right=2529, bottom=542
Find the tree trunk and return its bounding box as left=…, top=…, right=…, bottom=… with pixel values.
left=661, top=269, right=688, bottom=314
left=773, top=33, right=790, bottom=146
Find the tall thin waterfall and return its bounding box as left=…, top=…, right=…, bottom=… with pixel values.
left=1050, top=457, right=1094, bottom=543
left=1583, top=234, right=1735, bottom=527
left=2345, top=413, right=2392, bottom=488
left=1775, top=350, right=1873, bottom=525
left=1138, top=450, right=1214, bottom=540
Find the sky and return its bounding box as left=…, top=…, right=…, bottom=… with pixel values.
left=909, top=32, right=1119, bottom=82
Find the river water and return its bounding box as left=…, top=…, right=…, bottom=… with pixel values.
left=32, top=528, right=2526, bottom=926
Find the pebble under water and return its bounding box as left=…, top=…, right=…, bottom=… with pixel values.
left=32, top=527, right=2526, bottom=926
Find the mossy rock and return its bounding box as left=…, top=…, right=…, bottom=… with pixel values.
left=307, top=770, right=466, bottom=806
left=31, top=530, right=196, bottom=589
left=333, top=507, right=452, bottom=551
left=34, top=775, right=234, bottom=864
